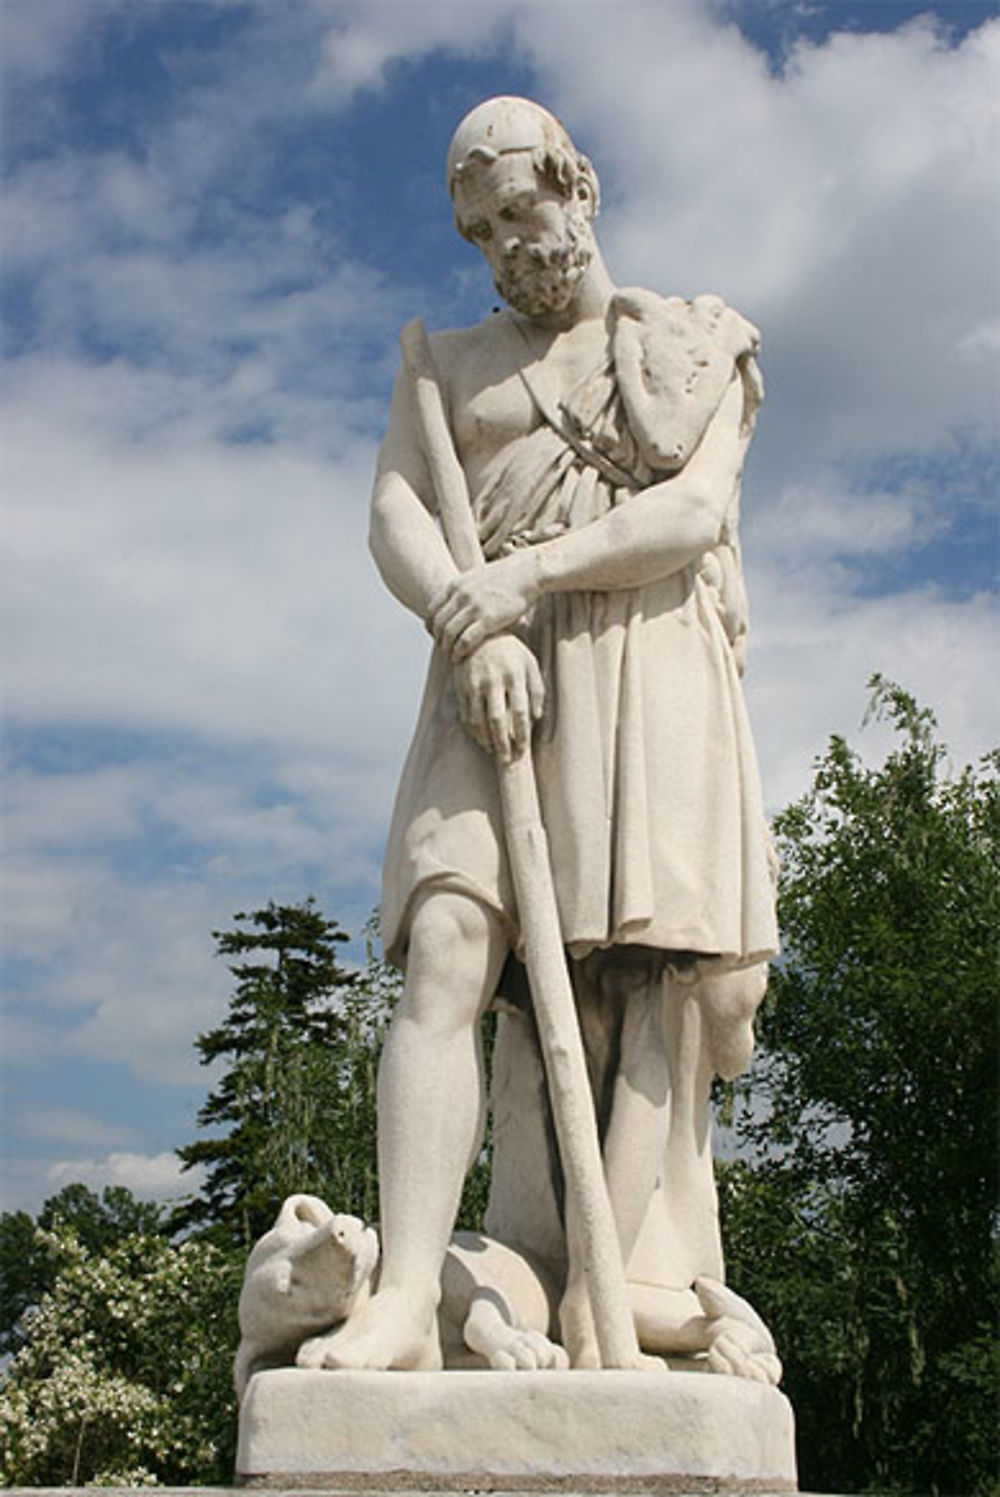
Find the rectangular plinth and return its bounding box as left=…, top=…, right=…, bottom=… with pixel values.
left=236, top=1368, right=797, bottom=1493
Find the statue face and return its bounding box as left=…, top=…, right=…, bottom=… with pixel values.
left=453, top=151, right=593, bottom=319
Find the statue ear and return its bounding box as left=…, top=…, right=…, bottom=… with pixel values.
left=574, top=154, right=600, bottom=219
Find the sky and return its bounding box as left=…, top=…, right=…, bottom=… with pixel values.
left=2, top=0, right=997, bottom=1218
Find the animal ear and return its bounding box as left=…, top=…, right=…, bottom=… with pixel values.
left=275, top=1195, right=306, bottom=1231
left=292, top=1194, right=333, bottom=1228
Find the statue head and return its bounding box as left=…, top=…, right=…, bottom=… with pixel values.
left=447, top=96, right=601, bottom=319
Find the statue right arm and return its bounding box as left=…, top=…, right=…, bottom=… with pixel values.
left=369, top=360, right=543, bottom=762
left=368, top=368, right=461, bottom=622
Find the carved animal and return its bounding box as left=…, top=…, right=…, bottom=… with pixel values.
left=235, top=1193, right=566, bottom=1398
left=235, top=1194, right=379, bottom=1399
left=236, top=1193, right=780, bottom=1396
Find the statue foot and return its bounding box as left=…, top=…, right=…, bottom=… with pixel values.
left=694, top=1276, right=782, bottom=1386
left=296, top=1289, right=442, bottom=1371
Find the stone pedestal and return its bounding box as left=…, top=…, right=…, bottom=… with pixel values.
left=236, top=1367, right=797, bottom=1492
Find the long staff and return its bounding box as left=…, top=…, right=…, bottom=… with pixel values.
left=399, top=318, right=640, bottom=1369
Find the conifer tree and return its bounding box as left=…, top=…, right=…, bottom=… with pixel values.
left=175, top=900, right=387, bottom=1246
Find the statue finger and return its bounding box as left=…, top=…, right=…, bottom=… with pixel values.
left=526, top=653, right=545, bottom=719
left=507, top=671, right=530, bottom=753
left=428, top=581, right=467, bottom=633
left=487, top=682, right=511, bottom=761
left=440, top=605, right=474, bottom=656
left=432, top=594, right=461, bottom=641
left=509, top=699, right=530, bottom=755
left=464, top=684, right=490, bottom=753
left=452, top=619, right=487, bottom=663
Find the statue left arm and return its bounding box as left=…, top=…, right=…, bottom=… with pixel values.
left=430, top=376, right=748, bottom=662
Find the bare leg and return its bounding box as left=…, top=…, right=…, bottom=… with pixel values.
left=297, top=891, right=508, bottom=1370
left=561, top=982, right=670, bottom=1368
left=656, top=979, right=725, bottom=1286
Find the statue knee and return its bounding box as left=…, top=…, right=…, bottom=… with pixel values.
left=402, top=891, right=507, bottom=1028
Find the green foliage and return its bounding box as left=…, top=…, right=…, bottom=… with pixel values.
left=1, top=1185, right=167, bottom=1357
left=0, top=1218, right=242, bottom=1486
left=725, top=678, right=999, bottom=1494
left=175, top=899, right=392, bottom=1247
left=1, top=904, right=504, bottom=1488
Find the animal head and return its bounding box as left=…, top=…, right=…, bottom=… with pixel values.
left=235, top=1194, right=380, bottom=1399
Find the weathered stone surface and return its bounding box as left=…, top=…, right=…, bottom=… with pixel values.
left=232, top=92, right=796, bottom=1495
left=236, top=1368, right=796, bottom=1492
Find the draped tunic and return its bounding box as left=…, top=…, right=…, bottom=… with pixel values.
left=381, top=312, right=778, bottom=973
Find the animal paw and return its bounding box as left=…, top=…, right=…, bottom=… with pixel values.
left=485, top=1325, right=570, bottom=1372
left=694, top=1276, right=782, bottom=1386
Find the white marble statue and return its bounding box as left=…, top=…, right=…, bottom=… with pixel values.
left=236, top=1193, right=779, bottom=1399
left=266, top=95, right=780, bottom=1380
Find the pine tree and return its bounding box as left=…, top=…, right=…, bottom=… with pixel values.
left=175, top=900, right=385, bottom=1247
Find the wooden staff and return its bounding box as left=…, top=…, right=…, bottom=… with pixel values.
left=399, top=317, right=640, bottom=1369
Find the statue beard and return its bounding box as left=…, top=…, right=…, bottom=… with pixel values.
left=494, top=209, right=593, bottom=319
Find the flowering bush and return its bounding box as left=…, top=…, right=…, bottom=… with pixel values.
left=0, top=1223, right=242, bottom=1485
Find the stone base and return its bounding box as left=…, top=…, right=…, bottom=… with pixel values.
left=236, top=1367, right=797, bottom=1493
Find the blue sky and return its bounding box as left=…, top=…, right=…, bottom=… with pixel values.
left=2, top=0, right=997, bottom=1216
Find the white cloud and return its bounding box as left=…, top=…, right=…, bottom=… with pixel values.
left=304, top=0, right=514, bottom=104
left=3, top=356, right=423, bottom=772
left=0, top=0, right=119, bottom=82
left=2, top=0, right=996, bottom=1219
left=1, top=855, right=229, bottom=1079
left=745, top=558, right=999, bottom=812
left=45, top=1151, right=201, bottom=1201
left=518, top=5, right=999, bottom=475
left=17, top=1104, right=129, bottom=1150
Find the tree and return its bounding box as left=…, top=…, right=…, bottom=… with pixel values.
left=175, top=901, right=393, bottom=1247
left=1, top=1185, right=166, bottom=1358
left=175, top=900, right=497, bottom=1245
left=0, top=1219, right=241, bottom=1486
left=724, top=678, right=999, bottom=1494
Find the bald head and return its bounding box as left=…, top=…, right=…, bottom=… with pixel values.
left=447, top=95, right=600, bottom=226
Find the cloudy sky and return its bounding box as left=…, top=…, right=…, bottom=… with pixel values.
left=2, top=0, right=997, bottom=1217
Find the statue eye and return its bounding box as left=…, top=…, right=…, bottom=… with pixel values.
left=468, top=220, right=492, bottom=244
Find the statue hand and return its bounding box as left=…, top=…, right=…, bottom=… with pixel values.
left=453, top=634, right=544, bottom=763
left=429, top=551, right=541, bottom=661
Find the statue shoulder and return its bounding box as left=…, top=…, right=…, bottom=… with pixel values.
left=610, top=289, right=762, bottom=472
left=425, top=313, right=515, bottom=384
left=611, top=288, right=760, bottom=361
